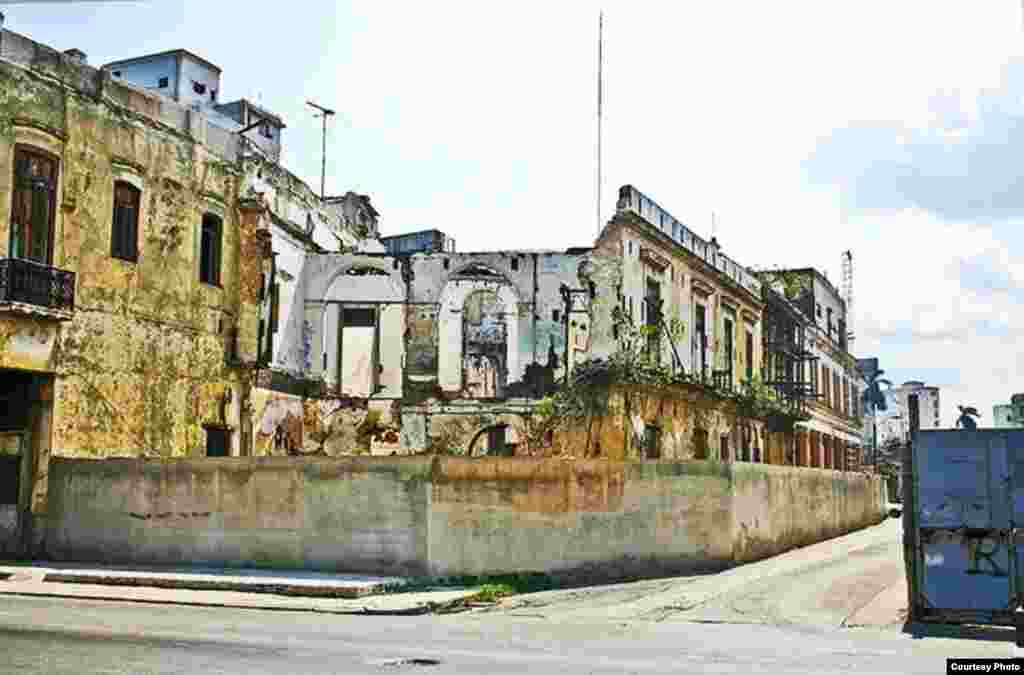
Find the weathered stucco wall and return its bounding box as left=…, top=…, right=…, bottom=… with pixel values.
left=0, top=49, right=253, bottom=464
left=46, top=457, right=434, bottom=575
left=44, top=456, right=885, bottom=579
left=546, top=385, right=769, bottom=462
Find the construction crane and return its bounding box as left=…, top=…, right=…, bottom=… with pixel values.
left=842, top=250, right=854, bottom=345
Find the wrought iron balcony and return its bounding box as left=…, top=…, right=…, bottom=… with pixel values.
left=0, top=258, right=75, bottom=319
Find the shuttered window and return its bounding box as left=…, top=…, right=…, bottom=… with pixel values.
left=10, top=147, right=58, bottom=264
left=111, top=181, right=140, bottom=261
left=199, top=213, right=222, bottom=286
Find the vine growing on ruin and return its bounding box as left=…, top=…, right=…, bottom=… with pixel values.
left=527, top=304, right=807, bottom=452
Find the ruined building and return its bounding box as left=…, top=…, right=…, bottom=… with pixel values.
left=0, top=23, right=372, bottom=553
left=267, top=184, right=819, bottom=463
left=0, top=23, right=868, bottom=556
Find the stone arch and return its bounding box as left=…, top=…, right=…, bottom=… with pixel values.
left=322, top=262, right=404, bottom=303
left=467, top=423, right=511, bottom=457
left=437, top=272, right=521, bottom=397
left=314, top=260, right=406, bottom=393
left=462, top=289, right=507, bottom=399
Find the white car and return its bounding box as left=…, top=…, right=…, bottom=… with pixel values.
left=886, top=501, right=902, bottom=518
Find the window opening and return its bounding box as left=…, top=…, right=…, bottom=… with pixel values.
left=205, top=427, right=229, bottom=457
left=111, top=181, right=140, bottom=261
left=199, top=213, right=222, bottom=286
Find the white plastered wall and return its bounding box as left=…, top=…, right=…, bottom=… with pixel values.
left=321, top=266, right=406, bottom=397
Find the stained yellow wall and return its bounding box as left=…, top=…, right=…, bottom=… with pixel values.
left=0, top=56, right=255, bottom=461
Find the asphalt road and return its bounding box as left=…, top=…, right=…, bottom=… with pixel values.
left=2, top=518, right=1021, bottom=674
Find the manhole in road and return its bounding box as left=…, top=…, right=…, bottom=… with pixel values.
left=372, top=657, right=442, bottom=668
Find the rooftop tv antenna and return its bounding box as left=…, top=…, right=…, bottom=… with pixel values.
left=306, top=100, right=335, bottom=201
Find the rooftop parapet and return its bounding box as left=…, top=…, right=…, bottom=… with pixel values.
left=615, top=185, right=762, bottom=298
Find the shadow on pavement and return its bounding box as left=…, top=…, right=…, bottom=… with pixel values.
left=902, top=621, right=1017, bottom=643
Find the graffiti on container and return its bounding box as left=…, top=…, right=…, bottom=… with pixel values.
left=966, top=537, right=1006, bottom=577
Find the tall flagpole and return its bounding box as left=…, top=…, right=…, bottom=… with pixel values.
left=597, top=11, right=603, bottom=236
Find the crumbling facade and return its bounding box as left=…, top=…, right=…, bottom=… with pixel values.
left=0, top=25, right=369, bottom=553
left=0, top=23, right=870, bottom=557
left=261, top=184, right=802, bottom=463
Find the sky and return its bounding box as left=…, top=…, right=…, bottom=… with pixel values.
left=4, top=0, right=1024, bottom=428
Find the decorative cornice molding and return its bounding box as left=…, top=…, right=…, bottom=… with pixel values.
left=12, top=117, right=67, bottom=142
left=640, top=246, right=670, bottom=271
left=692, top=277, right=715, bottom=297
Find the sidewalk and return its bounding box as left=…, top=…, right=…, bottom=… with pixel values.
left=0, top=562, right=485, bottom=615
left=845, top=577, right=908, bottom=627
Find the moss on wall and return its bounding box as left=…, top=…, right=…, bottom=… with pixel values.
left=0, top=57, right=254, bottom=469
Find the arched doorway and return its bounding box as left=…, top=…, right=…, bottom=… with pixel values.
left=468, top=423, right=512, bottom=457
left=462, top=289, right=508, bottom=399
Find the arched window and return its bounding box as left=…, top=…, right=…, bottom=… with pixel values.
left=111, top=181, right=140, bottom=261
left=199, top=213, right=222, bottom=286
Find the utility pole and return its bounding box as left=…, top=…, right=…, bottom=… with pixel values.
left=306, top=100, right=335, bottom=200
left=596, top=11, right=604, bottom=236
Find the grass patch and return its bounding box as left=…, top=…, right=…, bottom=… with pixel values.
left=382, top=572, right=559, bottom=598
left=475, top=583, right=516, bottom=602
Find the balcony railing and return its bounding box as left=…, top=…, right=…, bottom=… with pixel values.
left=0, top=258, right=75, bottom=316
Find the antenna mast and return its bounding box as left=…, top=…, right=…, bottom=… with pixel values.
left=842, top=250, right=854, bottom=345
left=306, top=100, right=335, bottom=201
left=597, top=11, right=604, bottom=236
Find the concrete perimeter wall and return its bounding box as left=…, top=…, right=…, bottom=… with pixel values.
left=45, top=457, right=885, bottom=580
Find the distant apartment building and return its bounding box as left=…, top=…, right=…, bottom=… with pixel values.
left=102, top=49, right=286, bottom=161
left=993, top=393, right=1024, bottom=428
left=379, top=229, right=455, bottom=256
left=873, top=381, right=942, bottom=446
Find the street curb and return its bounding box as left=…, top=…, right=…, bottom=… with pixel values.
left=42, top=573, right=383, bottom=599
left=0, top=588, right=484, bottom=616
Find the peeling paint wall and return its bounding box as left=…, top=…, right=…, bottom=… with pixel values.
left=1, top=28, right=375, bottom=485
left=541, top=385, right=772, bottom=463
left=256, top=206, right=772, bottom=459
left=43, top=456, right=885, bottom=579
left=258, top=249, right=591, bottom=455
left=0, top=42, right=255, bottom=467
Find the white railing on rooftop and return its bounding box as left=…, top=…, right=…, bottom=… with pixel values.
left=617, top=185, right=761, bottom=296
